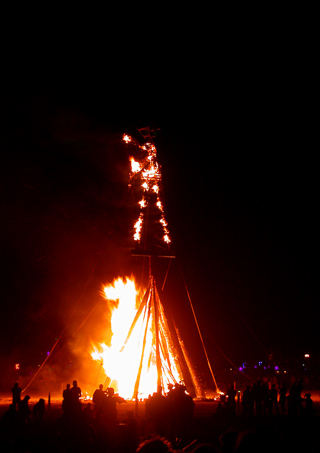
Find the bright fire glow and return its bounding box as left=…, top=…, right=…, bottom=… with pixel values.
left=130, top=157, right=141, bottom=173
left=134, top=215, right=143, bottom=241
left=91, top=277, right=183, bottom=399
left=123, top=134, right=131, bottom=144
left=124, top=134, right=171, bottom=246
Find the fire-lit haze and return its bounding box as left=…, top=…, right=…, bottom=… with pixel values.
left=91, top=277, right=183, bottom=399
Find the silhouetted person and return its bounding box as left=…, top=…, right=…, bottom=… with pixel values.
left=2, top=404, right=19, bottom=430
left=288, top=381, right=303, bottom=416
left=11, top=382, right=21, bottom=409
left=279, top=383, right=287, bottom=415
left=303, top=393, right=314, bottom=417
left=1, top=404, right=19, bottom=449
left=253, top=381, right=263, bottom=416
left=269, top=384, right=279, bottom=415
left=71, top=380, right=82, bottom=411
left=62, top=383, right=73, bottom=414
left=242, top=385, right=254, bottom=418
left=219, top=429, right=239, bottom=453
left=92, top=383, right=106, bottom=417
left=165, top=383, right=178, bottom=439
left=18, top=395, right=31, bottom=424
left=104, top=386, right=126, bottom=425
left=166, top=383, right=174, bottom=397
left=122, top=410, right=139, bottom=452
left=261, top=382, right=270, bottom=416
left=147, top=390, right=167, bottom=436
left=226, top=384, right=236, bottom=416
left=56, top=401, right=96, bottom=452
left=235, top=430, right=265, bottom=453
left=103, top=387, right=126, bottom=448
left=33, top=398, right=45, bottom=422
left=287, top=384, right=300, bottom=416
left=136, top=435, right=174, bottom=452
left=83, top=402, right=94, bottom=425
left=295, top=379, right=303, bottom=415
left=171, top=384, right=195, bottom=444
left=216, top=402, right=226, bottom=418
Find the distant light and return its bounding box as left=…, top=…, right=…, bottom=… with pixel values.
left=274, top=366, right=279, bottom=370
left=284, top=370, right=287, bottom=373
left=239, top=367, right=243, bottom=372
left=47, top=351, right=50, bottom=356
left=254, top=366, right=257, bottom=369
left=305, top=354, right=310, bottom=358
left=15, top=363, right=20, bottom=370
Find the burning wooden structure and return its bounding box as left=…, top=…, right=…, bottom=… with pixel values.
left=92, top=128, right=217, bottom=399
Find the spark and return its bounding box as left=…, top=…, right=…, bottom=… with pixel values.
left=123, top=134, right=132, bottom=144
left=130, top=157, right=141, bottom=173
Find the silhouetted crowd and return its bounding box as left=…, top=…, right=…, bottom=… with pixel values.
left=0, top=379, right=319, bottom=452
left=216, top=379, right=315, bottom=419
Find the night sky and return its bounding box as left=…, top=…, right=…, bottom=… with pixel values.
left=0, top=49, right=318, bottom=393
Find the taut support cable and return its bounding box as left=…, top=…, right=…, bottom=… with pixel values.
left=178, top=265, right=221, bottom=394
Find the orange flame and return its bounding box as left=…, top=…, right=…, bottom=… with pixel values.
left=130, top=157, right=141, bottom=173
left=123, top=134, right=131, bottom=144
left=91, top=277, right=182, bottom=399
left=125, top=135, right=171, bottom=246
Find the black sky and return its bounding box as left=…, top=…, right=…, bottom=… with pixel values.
left=0, top=37, right=318, bottom=390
